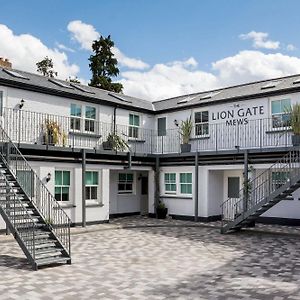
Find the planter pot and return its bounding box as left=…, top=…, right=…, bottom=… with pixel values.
left=292, top=134, right=300, bottom=147
left=180, top=143, right=191, bottom=153
left=102, top=141, right=113, bottom=150
left=156, top=207, right=168, bottom=219
left=43, top=134, right=55, bottom=146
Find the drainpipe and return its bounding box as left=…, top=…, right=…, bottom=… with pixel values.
left=113, top=106, right=117, bottom=135
left=243, top=150, right=249, bottom=215
left=155, top=156, right=160, bottom=218
left=82, top=149, right=86, bottom=227
left=194, top=152, right=199, bottom=222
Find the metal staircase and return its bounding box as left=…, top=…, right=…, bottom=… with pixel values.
left=221, top=149, right=300, bottom=233
left=0, top=125, right=71, bottom=269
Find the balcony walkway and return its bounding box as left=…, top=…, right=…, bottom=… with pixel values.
left=1, top=216, right=300, bottom=299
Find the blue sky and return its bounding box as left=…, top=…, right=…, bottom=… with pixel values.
left=1, top=0, right=300, bottom=100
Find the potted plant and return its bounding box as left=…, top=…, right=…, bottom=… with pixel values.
left=43, top=119, right=64, bottom=146
left=179, top=116, right=193, bottom=153
left=102, top=133, right=129, bottom=151
left=286, top=103, right=300, bottom=146
left=156, top=200, right=168, bottom=219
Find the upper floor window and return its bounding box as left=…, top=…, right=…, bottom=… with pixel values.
left=70, top=104, right=97, bottom=132
left=158, top=117, right=166, bottom=136
left=55, top=170, right=70, bottom=201
left=129, top=113, right=140, bottom=138
left=70, top=104, right=82, bottom=131
left=194, top=111, right=209, bottom=136
left=271, top=99, right=291, bottom=128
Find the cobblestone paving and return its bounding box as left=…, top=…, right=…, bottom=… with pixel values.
left=0, top=217, right=300, bottom=299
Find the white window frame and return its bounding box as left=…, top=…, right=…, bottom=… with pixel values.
left=270, top=98, right=291, bottom=130
left=128, top=113, right=141, bottom=139
left=70, top=104, right=82, bottom=132
left=164, top=173, right=176, bottom=194
left=179, top=172, right=193, bottom=196
left=54, top=170, right=71, bottom=202
left=70, top=103, right=97, bottom=133
left=193, top=110, right=209, bottom=137
left=118, top=172, right=135, bottom=195
left=85, top=170, right=101, bottom=204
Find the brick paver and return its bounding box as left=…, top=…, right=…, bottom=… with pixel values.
left=0, top=217, right=300, bottom=299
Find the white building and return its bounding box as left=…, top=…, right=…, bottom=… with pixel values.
left=0, top=59, right=300, bottom=268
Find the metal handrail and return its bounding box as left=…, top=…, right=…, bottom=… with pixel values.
left=221, top=149, right=300, bottom=226
left=0, top=124, right=71, bottom=256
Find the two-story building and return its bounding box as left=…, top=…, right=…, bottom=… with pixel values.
left=0, top=58, right=300, bottom=235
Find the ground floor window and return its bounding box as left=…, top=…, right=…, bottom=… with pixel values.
left=86, top=171, right=98, bottom=201
left=118, top=173, right=134, bottom=194
left=180, top=173, right=192, bottom=194
left=55, top=170, right=70, bottom=201
left=164, top=173, right=176, bottom=194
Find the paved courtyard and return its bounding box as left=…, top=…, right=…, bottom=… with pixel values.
left=1, top=217, right=300, bottom=299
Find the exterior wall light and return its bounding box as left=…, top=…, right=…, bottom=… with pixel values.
left=46, top=173, right=51, bottom=182
left=19, top=99, right=25, bottom=109
left=174, top=119, right=179, bottom=127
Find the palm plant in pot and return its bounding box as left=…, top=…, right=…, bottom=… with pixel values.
left=179, top=116, right=193, bottom=153
left=156, top=200, right=168, bottom=219
left=102, top=133, right=129, bottom=151
left=43, top=119, right=64, bottom=146
left=286, top=103, right=300, bottom=146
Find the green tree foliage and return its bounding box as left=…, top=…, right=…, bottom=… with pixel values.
left=36, top=56, right=58, bottom=77
left=89, top=35, right=123, bottom=93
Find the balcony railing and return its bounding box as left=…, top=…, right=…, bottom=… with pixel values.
left=1, top=107, right=293, bottom=154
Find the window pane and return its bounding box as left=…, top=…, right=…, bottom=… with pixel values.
left=55, top=187, right=61, bottom=201
left=158, top=117, right=166, bottom=136
left=91, top=186, right=97, bottom=199
left=271, top=100, right=281, bottom=114
left=85, top=106, right=96, bottom=119
left=282, top=99, right=291, bottom=111
left=186, top=173, right=192, bottom=183
left=126, top=174, right=133, bottom=182
left=195, top=112, right=202, bottom=124
left=86, top=171, right=92, bottom=185
left=228, top=177, right=240, bottom=198
left=170, top=173, right=176, bottom=182
left=181, top=184, right=187, bottom=194
left=134, top=115, right=140, bottom=126
left=55, top=171, right=62, bottom=185
left=61, top=187, right=69, bottom=201
left=85, top=120, right=95, bottom=132
left=92, top=172, right=98, bottom=185
left=71, top=104, right=81, bottom=117
left=202, top=111, right=209, bottom=122
left=119, top=173, right=126, bottom=181
left=129, top=114, right=134, bottom=125
left=63, top=171, right=70, bottom=185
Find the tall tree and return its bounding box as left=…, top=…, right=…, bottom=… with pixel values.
left=36, top=56, right=58, bottom=77
left=89, top=35, right=123, bottom=93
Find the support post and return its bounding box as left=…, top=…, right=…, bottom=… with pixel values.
left=243, top=150, right=249, bottom=214
left=154, top=156, right=160, bottom=218
left=194, top=152, right=199, bottom=222
left=82, top=149, right=86, bottom=227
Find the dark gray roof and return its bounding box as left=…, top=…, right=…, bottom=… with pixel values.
left=0, top=68, right=154, bottom=111
left=2, top=67, right=300, bottom=113
left=152, top=74, right=300, bottom=112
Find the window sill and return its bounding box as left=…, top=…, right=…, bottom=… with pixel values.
left=160, top=195, right=193, bottom=199
left=86, top=202, right=104, bottom=208
left=56, top=204, right=76, bottom=209
left=127, top=139, right=146, bottom=143
left=69, top=131, right=102, bottom=138
left=190, top=135, right=210, bottom=140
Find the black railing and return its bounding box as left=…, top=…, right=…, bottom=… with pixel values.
left=221, top=149, right=300, bottom=226
left=0, top=124, right=71, bottom=256
left=2, top=107, right=293, bottom=154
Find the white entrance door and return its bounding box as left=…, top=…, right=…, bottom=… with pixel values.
left=223, top=170, right=243, bottom=221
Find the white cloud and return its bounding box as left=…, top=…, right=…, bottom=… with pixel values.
left=67, top=20, right=99, bottom=51
left=287, top=44, right=296, bottom=51
left=56, top=42, right=75, bottom=53
left=120, top=50, right=300, bottom=101
left=239, top=31, right=280, bottom=49
left=0, top=24, right=79, bottom=80
left=67, top=20, right=149, bottom=70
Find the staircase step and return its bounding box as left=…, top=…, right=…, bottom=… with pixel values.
left=35, top=246, right=62, bottom=256
left=35, top=255, right=70, bottom=267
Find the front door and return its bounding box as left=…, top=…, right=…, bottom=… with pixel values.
left=223, top=170, right=243, bottom=220
left=140, top=176, right=148, bottom=215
